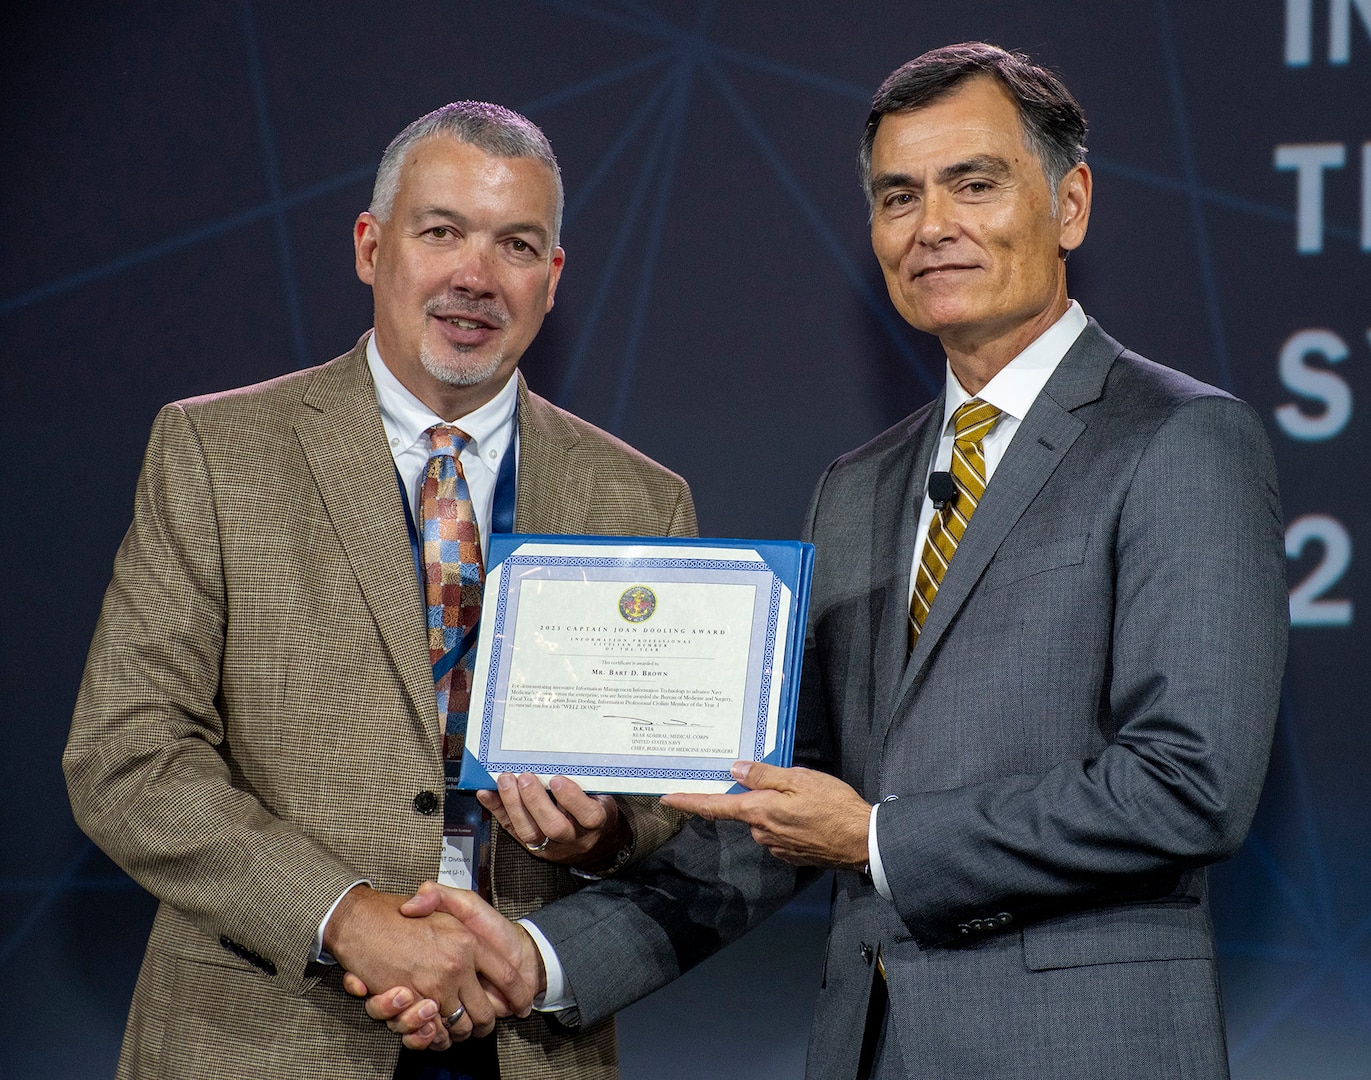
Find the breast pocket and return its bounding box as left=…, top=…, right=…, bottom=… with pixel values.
left=981, top=532, right=1090, bottom=592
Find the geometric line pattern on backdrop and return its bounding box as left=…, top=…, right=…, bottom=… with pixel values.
left=1156, top=0, right=1234, bottom=394
left=5, top=9, right=1363, bottom=328
left=1219, top=690, right=1371, bottom=1069
left=239, top=0, right=310, bottom=370
left=2, top=7, right=1364, bottom=1076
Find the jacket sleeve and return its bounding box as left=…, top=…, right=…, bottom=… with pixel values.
left=63, top=403, right=362, bottom=989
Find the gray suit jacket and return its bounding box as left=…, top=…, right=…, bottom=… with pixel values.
left=64, top=337, right=697, bottom=1080
left=530, top=321, right=1287, bottom=1079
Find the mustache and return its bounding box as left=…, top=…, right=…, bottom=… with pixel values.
left=425, top=294, right=508, bottom=327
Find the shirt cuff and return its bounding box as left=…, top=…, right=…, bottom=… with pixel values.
left=868, top=802, right=893, bottom=901
left=520, top=918, right=575, bottom=1012
left=314, top=879, right=372, bottom=964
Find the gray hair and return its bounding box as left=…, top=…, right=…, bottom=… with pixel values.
left=858, top=42, right=1088, bottom=214
left=369, top=101, right=564, bottom=245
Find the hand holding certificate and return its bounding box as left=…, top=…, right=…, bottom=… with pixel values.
left=457, top=536, right=814, bottom=795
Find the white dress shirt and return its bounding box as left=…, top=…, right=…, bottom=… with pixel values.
left=313, top=335, right=520, bottom=962
left=868, top=302, right=1088, bottom=899
left=367, top=333, right=519, bottom=560
left=368, top=338, right=573, bottom=1009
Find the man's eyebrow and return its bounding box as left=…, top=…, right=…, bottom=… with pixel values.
left=937, top=155, right=1013, bottom=184
left=870, top=171, right=918, bottom=196
left=870, top=154, right=1014, bottom=197
left=412, top=204, right=467, bottom=224
left=412, top=205, right=550, bottom=243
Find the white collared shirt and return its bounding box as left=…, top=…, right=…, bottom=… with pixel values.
left=364, top=337, right=573, bottom=1007
left=906, top=301, right=1088, bottom=601
left=367, top=333, right=519, bottom=562
left=870, top=301, right=1089, bottom=899
left=314, top=335, right=520, bottom=965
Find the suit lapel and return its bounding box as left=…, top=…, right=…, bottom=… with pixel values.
left=295, top=340, right=438, bottom=738
left=885, top=321, right=1122, bottom=730
left=870, top=402, right=943, bottom=735
left=512, top=375, right=591, bottom=534
left=854, top=401, right=943, bottom=798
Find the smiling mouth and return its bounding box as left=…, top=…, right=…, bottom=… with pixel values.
left=426, top=295, right=507, bottom=331
left=915, top=264, right=976, bottom=278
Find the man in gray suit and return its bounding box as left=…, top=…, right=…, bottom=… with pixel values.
left=367, top=43, right=1287, bottom=1079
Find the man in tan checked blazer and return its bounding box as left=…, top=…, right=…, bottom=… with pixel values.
left=63, top=101, right=695, bottom=1080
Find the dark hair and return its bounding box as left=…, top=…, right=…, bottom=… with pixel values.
left=858, top=42, right=1087, bottom=211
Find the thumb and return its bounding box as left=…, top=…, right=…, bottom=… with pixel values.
left=730, top=759, right=791, bottom=792
left=342, top=970, right=369, bottom=998
left=397, top=880, right=444, bottom=917
left=405, top=880, right=495, bottom=922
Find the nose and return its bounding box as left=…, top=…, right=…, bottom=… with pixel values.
left=916, top=189, right=958, bottom=247
left=447, top=238, right=497, bottom=296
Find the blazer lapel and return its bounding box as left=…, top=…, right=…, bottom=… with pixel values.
left=511, top=375, right=591, bottom=534
left=855, top=400, right=943, bottom=798
left=295, top=339, right=438, bottom=738
left=886, top=321, right=1122, bottom=728
left=870, top=402, right=943, bottom=730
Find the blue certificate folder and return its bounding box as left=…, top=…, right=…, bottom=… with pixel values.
left=457, top=535, right=815, bottom=795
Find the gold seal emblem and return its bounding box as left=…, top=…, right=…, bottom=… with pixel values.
left=618, top=585, right=657, bottom=623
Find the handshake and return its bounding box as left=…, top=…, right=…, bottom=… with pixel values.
left=325, top=773, right=622, bottom=1053
left=323, top=760, right=869, bottom=1053
left=330, top=879, right=542, bottom=1052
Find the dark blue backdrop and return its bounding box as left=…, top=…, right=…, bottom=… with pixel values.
left=4, top=3, right=1367, bottom=1077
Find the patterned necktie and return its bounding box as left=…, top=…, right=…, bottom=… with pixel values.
left=419, top=424, right=491, bottom=897
left=909, top=398, right=1002, bottom=648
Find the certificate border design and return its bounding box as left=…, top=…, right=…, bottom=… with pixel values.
left=475, top=555, right=782, bottom=782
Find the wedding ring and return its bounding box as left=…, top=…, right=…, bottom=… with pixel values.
left=442, top=1005, right=465, bottom=1028
left=525, top=836, right=551, bottom=852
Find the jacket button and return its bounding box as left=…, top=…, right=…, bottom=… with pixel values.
left=859, top=942, right=874, bottom=964
left=957, top=923, right=971, bottom=936
left=996, top=912, right=1013, bottom=926
left=413, top=790, right=439, bottom=815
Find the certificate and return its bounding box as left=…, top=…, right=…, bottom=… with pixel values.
left=458, top=535, right=814, bottom=794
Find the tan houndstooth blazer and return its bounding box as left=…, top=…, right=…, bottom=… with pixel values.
left=64, top=336, right=697, bottom=1079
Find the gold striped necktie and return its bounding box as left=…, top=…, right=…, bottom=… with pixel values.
left=909, top=398, right=1002, bottom=648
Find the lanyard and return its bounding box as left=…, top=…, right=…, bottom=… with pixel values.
left=399, top=433, right=514, bottom=901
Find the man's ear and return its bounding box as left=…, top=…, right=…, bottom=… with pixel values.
left=544, top=246, right=565, bottom=312
left=354, top=212, right=381, bottom=285
left=1057, top=163, right=1092, bottom=255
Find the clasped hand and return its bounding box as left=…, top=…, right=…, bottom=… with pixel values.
left=339, top=772, right=619, bottom=1051
left=339, top=882, right=542, bottom=1051
left=338, top=765, right=869, bottom=1051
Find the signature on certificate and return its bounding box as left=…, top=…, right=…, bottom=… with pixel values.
left=602, top=714, right=705, bottom=729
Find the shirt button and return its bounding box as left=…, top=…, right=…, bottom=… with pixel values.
left=390, top=437, right=400, bottom=448
left=413, top=791, right=439, bottom=815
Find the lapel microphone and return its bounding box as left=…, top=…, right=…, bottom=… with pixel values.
left=928, top=471, right=958, bottom=511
